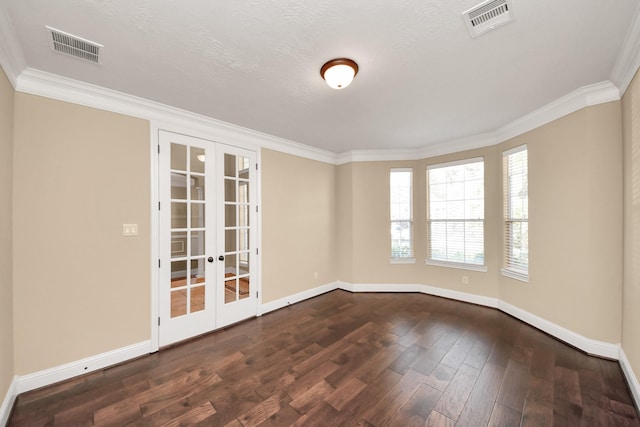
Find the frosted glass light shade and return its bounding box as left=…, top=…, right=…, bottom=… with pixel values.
left=321, top=58, right=358, bottom=90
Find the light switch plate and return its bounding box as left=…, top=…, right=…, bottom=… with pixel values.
left=122, top=224, right=138, bottom=236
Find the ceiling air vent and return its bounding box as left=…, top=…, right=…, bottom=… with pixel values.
left=46, top=26, right=102, bottom=64
left=462, top=0, right=515, bottom=38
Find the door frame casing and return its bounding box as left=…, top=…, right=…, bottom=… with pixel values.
left=150, top=123, right=263, bottom=352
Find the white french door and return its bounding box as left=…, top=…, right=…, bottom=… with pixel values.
left=216, top=145, right=258, bottom=327
left=158, top=131, right=258, bottom=347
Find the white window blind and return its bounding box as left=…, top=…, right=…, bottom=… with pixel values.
left=503, top=145, right=528, bottom=278
left=390, top=169, right=413, bottom=259
left=427, top=158, right=484, bottom=267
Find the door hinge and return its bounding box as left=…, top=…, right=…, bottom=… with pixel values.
left=256, top=205, right=259, bottom=213
left=256, top=291, right=259, bottom=299
left=158, top=259, right=161, bottom=268
left=158, top=145, right=160, bottom=154
left=256, top=248, right=259, bottom=255
left=256, top=163, right=258, bottom=170
left=158, top=201, right=161, bottom=210
left=158, top=317, right=161, bottom=326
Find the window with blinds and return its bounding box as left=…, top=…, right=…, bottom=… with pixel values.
left=427, top=158, right=485, bottom=269
left=502, top=145, right=528, bottom=281
left=390, top=168, right=414, bottom=261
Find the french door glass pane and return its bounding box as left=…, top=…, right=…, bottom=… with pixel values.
left=171, top=290, right=187, bottom=317
left=225, top=229, right=236, bottom=249
left=224, top=153, right=236, bottom=177
left=190, top=175, right=205, bottom=200
left=171, top=261, right=187, bottom=288
left=171, top=232, right=187, bottom=258
left=191, top=231, right=205, bottom=257
left=238, top=275, right=250, bottom=300
left=171, top=144, right=186, bottom=170
left=191, top=286, right=205, bottom=313
left=224, top=277, right=236, bottom=303
left=225, top=179, right=236, bottom=202
left=225, top=205, right=236, bottom=227
left=171, top=173, right=187, bottom=199
left=225, top=253, right=237, bottom=274
left=190, top=147, right=205, bottom=174
left=171, top=203, right=187, bottom=229
left=191, top=203, right=205, bottom=228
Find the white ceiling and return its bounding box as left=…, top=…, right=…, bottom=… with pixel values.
left=2, top=0, right=638, bottom=153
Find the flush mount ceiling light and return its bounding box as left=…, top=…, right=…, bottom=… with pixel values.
left=321, top=58, right=359, bottom=90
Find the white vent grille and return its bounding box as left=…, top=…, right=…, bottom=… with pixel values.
left=462, top=0, right=515, bottom=38
left=46, top=26, right=102, bottom=64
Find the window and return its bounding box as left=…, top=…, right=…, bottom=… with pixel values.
left=502, top=145, right=528, bottom=281
left=390, top=168, right=414, bottom=261
left=427, top=158, right=485, bottom=270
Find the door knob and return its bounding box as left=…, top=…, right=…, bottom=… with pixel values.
left=218, top=255, right=225, bottom=261
left=207, top=257, right=214, bottom=263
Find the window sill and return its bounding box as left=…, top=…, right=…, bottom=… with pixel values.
left=390, top=258, right=416, bottom=264
left=500, top=268, right=529, bottom=283
left=425, top=259, right=488, bottom=272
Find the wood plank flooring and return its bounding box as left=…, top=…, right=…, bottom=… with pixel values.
left=8, top=290, right=640, bottom=426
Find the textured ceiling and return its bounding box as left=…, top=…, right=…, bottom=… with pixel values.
left=2, top=0, right=638, bottom=153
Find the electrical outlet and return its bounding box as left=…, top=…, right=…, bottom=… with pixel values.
left=122, top=224, right=138, bottom=236
left=462, top=275, right=469, bottom=285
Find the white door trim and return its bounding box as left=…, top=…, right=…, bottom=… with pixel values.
left=150, top=123, right=160, bottom=352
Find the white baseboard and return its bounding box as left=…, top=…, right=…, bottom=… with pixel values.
left=0, top=376, right=17, bottom=427
left=261, top=281, right=339, bottom=315
left=497, top=300, right=620, bottom=359
left=7, top=281, right=633, bottom=417
left=620, top=347, right=640, bottom=411
left=16, top=340, right=152, bottom=394
left=338, top=282, right=499, bottom=309
left=337, top=282, right=618, bottom=360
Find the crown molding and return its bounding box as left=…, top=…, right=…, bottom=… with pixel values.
left=335, top=133, right=498, bottom=165
left=0, top=7, right=26, bottom=87
left=336, top=81, right=620, bottom=163
left=10, top=67, right=621, bottom=166
left=14, top=68, right=338, bottom=165
left=495, top=80, right=620, bottom=143
left=416, top=132, right=498, bottom=159
left=611, top=2, right=640, bottom=97
left=335, top=148, right=420, bottom=165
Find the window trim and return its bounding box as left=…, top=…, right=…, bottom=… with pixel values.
left=390, top=168, right=414, bottom=262
left=426, top=258, right=488, bottom=272
left=502, top=144, right=529, bottom=281
left=500, top=267, right=529, bottom=282
left=391, top=257, right=416, bottom=265
left=426, top=157, right=486, bottom=270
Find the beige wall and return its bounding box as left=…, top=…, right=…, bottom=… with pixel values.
left=336, top=163, right=354, bottom=283
left=499, top=102, right=623, bottom=343
left=0, top=73, right=629, bottom=383
left=339, top=103, right=622, bottom=344
left=340, top=152, right=501, bottom=297
left=261, top=149, right=336, bottom=302
left=0, top=68, right=15, bottom=402
left=623, top=71, right=640, bottom=383
left=12, top=93, right=151, bottom=375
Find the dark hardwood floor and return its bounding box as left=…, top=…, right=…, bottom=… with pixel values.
left=8, top=290, right=640, bottom=426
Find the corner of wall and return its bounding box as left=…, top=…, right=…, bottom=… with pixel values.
left=0, top=63, right=15, bottom=426
left=621, top=61, right=640, bottom=416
